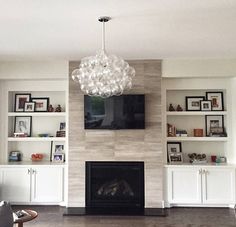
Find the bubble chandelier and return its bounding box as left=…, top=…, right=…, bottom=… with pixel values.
left=71, top=16, right=135, bottom=98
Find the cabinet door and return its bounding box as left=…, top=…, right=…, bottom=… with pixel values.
left=202, top=167, right=235, bottom=204
left=1, top=167, right=31, bottom=203
left=31, top=166, right=64, bottom=203
left=167, top=167, right=202, bottom=204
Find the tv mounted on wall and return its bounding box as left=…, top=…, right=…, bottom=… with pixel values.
left=84, top=95, right=145, bottom=129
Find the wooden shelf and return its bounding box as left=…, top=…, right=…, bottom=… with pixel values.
left=166, top=111, right=227, bottom=116
left=166, top=137, right=228, bottom=142
left=8, top=137, right=66, bottom=142
left=8, top=112, right=66, bottom=117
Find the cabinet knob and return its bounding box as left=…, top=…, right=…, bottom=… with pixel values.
left=28, top=169, right=31, bottom=174
left=198, top=169, right=202, bottom=174
left=202, top=169, right=206, bottom=174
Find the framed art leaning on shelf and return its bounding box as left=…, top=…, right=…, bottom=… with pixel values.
left=205, top=115, right=225, bottom=137
left=14, top=93, right=31, bottom=112
left=185, top=96, right=205, bottom=111
left=14, top=116, right=32, bottom=137
left=206, top=92, right=224, bottom=111
left=167, top=142, right=183, bottom=163
left=31, top=97, right=49, bottom=112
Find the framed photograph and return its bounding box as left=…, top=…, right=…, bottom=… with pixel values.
left=14, top=116, right=32, bottom=137
left=206, top=92, right=224, bottom=111
left=167, top=142, right=182, bottom=154
left=52, top=142, right=65, bottom=153
left=205, top=115, right=224, bottom=136
left=200, top=100, right=212, bottom=111
left=31, top=97, right=49, bottom=112
left=169, top=153, right=183, bottom=163
left=60, top=122, right=66, bottom=130
left=167, top=142, right=182, bottom=163
left=14, top=93, right=31, bottom=112
left=24, top=102, right=36, bottom=112
left=52, top=153, right=64, bottom=163
left=185, top=96, right=205, bottom=111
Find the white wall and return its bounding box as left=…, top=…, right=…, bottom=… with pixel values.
left=162, top=59, right=236, bottom=78
left=0, top=61, right=68, bottom=79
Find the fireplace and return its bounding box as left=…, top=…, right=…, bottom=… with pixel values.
left=86, top=161, right=144, bottom=213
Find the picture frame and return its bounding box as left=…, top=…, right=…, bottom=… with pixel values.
left=31, top=97, right=49, bottom=112
left=24, top=102, right=36, bottom=112
left=185, top=96, right=205, bottom=111
left=200, top=100, right=212, bottom=111
left=59, top=122, right=66, bottom=131
left=167, top=142, right=182, bottom=154
left=167, top=142, right=182, bottom=163
left=206, top=92, right=224, bottom=111
left=14, top=116, right=32, bottom=137
left=14, top=93, right=31, bottom=112
left=52, top=142, right=65, bottom=153
left=169, top=153, right=183, bottom=163
left=205, top=115, right=224, bottom=136
left=52, top=153, right=64, bottom=163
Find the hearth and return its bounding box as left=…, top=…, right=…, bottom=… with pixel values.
left=85, top=161, right=144, bottom=213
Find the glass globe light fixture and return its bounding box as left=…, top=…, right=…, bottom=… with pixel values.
left=71, top=16, right=135, bottom=98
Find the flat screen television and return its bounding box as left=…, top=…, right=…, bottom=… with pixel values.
left=84, top=95, right=145, bottom=129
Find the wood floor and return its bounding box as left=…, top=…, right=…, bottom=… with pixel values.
left=13, top=206, right=236, bottom=227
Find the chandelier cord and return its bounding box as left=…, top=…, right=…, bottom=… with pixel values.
left=102, top=21, right=106, bottom=52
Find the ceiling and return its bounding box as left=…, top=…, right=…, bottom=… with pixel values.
left=0, top=0, right=236, bottom=60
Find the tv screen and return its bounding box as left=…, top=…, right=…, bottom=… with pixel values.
left=84, top=95, right=145, bottom=129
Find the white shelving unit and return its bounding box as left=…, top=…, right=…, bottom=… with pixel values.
left=7, top=137, right=67, bottom=142
left=166, top=111, right=228, bottom=116
left=8, top=112, right=66, bottom=117
left=166, top=137, right=228, bottom=142
left=1, top=80, right=68, bottom=164
left=162, top=78, right=230, bottom=163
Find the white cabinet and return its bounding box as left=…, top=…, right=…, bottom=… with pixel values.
left=0, top=167, right=31, bottom=202
left=167, top=166, right=202, bottom=204
left=31, top=166, right=64, bottom=203
left=166, top=166, right=235, bottom=206
left=202, top=167, right=235, bottom=204
left=0, top=166, right=64, bottom=204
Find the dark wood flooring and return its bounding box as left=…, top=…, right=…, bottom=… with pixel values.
left=12, top=206, right=236, bottom=227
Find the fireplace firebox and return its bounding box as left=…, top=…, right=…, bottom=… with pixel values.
left=86, top=161, right=144, bottom=213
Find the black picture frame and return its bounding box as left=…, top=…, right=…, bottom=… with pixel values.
left=206, top=92, right=224, bottom=111
left=200, top=100, right=212, bottom=111
left=24, top=102, right=36, bottom=112
left=52, top=153, right=65, bottom=163
left=31, top=97, right=49, bottom=112
left=185, top=96, right=205, bottom=111
left=14, top=93, right=31, bottom=112
left=14, top=116, right=32, bottom=137
left=169, top=153, right=183, bottom=163
left=205, top=115, right=224, bottom=137
left=167, top=142, right=182, bottom=163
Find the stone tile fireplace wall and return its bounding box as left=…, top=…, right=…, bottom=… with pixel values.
left=68, top=60, right=163, bottom=207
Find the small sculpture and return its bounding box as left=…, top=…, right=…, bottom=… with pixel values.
left=176, top=105, right=183, bottom=111
left=55, top=105, right=62, bottom=112
left=168, top=104, right=175, bottom=111
left=48, top=104, right=54, bottom=112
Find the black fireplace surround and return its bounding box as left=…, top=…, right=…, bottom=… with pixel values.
left=86, top=161, right=144, bottom=212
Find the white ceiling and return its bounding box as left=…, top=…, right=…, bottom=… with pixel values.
left=0, top=0, right=236, bottom=60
